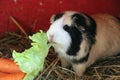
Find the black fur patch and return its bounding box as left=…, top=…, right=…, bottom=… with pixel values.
left=63, top=13, right=96, bottom=63
left=53, top=13, right=64, bottom=22
left=72, top=13, right=86, bottom=27
left=72, top=13, right=96, bottom=44
left=63, top=25, right=82, bottom=56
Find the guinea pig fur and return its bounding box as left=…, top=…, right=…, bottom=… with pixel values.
left=47, top=11, right=120, bottom=76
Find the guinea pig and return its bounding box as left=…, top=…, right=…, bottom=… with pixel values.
left=47, top=11, right=120, bottom=76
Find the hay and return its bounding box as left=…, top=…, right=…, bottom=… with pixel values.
left=0, top=32, right=120, bottom=80
left=36, top=47, right=120, bottom=80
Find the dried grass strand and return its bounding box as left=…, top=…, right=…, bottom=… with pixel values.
left=9, top=16, right=28, bottom=36
left=45, top=58, right=59, bottom=80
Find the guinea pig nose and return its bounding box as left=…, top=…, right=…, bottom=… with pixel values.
left=50, top=34, right=54, bottom=39
left=48, top=34, right=54, bottom=42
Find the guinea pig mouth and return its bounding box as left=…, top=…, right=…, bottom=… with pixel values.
left=47, top=40, right=57, bottom=44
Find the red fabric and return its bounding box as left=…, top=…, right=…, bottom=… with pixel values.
left=0, top=0, right=120, bottom=33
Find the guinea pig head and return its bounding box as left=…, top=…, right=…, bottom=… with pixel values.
left=47, top=11, right=96, bottom=56
left=47, top=13, right=72, bottom=53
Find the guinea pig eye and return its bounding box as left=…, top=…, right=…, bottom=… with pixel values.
left=63, top=25, right=70, bottom=31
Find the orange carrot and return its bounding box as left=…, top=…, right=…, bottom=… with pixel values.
left=0, top=72, right=9, bottom=77
left=0, top=72, right=25, bottom=80
left=0, top=58, right=21, bottom=73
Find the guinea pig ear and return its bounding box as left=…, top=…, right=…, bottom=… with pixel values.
left=50, top=15, right=55, bottom=24
left=72, top=13, right=87, bottom=31
left=72, top=13, right=96, bottom=35
left=50, top=13, right=64, bottom=24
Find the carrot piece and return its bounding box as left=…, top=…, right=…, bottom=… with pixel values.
left=0, top=72, right=9, bottom=77
left=0, top=72, right=25, bottom=80
left=0, top=58, right=21, bottom=73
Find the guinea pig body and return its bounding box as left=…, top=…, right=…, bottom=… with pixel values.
left=47, top=11, right=120, bottom=76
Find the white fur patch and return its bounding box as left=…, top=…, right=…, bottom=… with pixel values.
left=47, top=16, right=72, bottom=58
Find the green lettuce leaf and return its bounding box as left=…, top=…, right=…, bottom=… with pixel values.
left=12, top=30, right=51, bottom=80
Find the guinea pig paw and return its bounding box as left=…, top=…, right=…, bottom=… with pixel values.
left=72, top=63, right=86, bottom=77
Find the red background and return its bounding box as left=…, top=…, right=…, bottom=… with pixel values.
left=0, top=0, right=120, bottom=34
